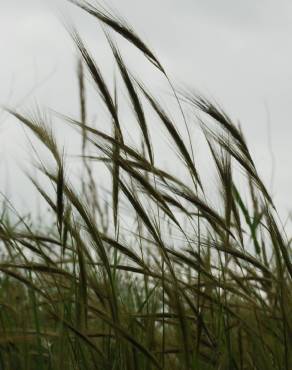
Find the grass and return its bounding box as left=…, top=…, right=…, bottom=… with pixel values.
left=0, top=1, right=291, bottom=369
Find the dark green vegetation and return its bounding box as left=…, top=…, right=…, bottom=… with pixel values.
left=0, top=1, right=291, bottom=369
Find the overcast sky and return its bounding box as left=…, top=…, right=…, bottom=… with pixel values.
left=1, top=0, right=292, bottom=220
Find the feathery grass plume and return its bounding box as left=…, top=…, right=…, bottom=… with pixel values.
left=1, top=1, right=291, bottom=369
left=184, top=93, right=273, bottom=204
left=5, top=108, right=61, bottom=166
left=106, top=34, right=154, bottom=165
left=112, top=75, right=120, bottom=234
left=69, top=1, right=197, bottom=182
left=71, top=29, right=124, bottom=143
left=56, top=157, right=65, bottom=241
left=232, top=184, right=262, bottom=255
left=78, top=59, right=87, bottom=151
left=67, top=0, right=165, bottom=73
left=206, top=137, right=244, bottom=244
left=77, top=58, right=101, bottom=221
left=138, top=82, right=202, bottom=190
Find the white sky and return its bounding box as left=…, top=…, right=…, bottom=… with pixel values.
left=1, top=0, right=292, bottom=220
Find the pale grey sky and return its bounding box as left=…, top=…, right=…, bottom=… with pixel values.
left=1, top=0, right=292, bottom=218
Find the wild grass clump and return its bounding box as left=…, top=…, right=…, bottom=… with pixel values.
left=0, top=1, right=291, bottom=369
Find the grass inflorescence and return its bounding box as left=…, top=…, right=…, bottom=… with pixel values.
left=0, top=1, right=291, bottom=369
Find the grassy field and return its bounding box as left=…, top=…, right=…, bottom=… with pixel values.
left=0, top=1, right=291, bottom=369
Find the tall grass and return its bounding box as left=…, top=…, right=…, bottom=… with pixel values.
left=0, top=1, right=291, bottom=369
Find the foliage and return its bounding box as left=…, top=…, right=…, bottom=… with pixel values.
left=0, top=1, right=291, bottom=369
